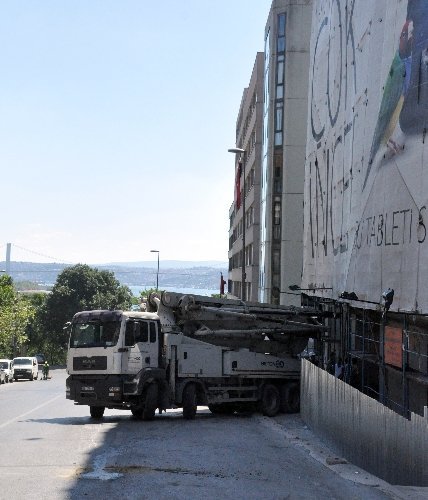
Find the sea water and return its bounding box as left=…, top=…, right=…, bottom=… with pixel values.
left=129, top=285, right=217, bottom=297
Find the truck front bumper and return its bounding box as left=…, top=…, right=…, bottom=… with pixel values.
left=66, top=374, right=126, bottom=407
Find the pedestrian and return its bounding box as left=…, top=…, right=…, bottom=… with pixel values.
left=42, top=361, right=50, bottom=380
left=343, top=356, right=352, bottom=383
left=327, top=351, right=336, bottom=375
left=350, top=358, right=360, bottom=388
left=334, top=357, right=344, bottom=379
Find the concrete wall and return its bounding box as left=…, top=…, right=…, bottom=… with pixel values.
left=301, top=359, right=428, bottom=486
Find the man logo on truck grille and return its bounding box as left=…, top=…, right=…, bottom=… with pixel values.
left=82, top=358, right=96, bottom=368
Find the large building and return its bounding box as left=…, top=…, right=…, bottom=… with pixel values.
left=228, top=53, right=264, bottom=301
left=258, top=0, right=313, bottom=305
left=228, top=0, right=313, bottom=305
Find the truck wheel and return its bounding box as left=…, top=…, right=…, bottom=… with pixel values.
left=30, top=373, right=34, bottom=381
left=260, top=384, right=280, bottom=417
left=182, top=383, right=197, bottom=420
left=90, top=406, right=105, bottom=419
left=280, top=383, right=300, bottom=413
left=142, top=383, right=158, bottom=421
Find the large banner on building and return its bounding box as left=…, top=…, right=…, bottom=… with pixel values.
left=302, top=0, right=428, bottom=313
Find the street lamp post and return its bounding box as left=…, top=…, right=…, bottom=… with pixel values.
left=150, top=250, right=160, bottom=290
left=228, top=147, right=246, bottom=301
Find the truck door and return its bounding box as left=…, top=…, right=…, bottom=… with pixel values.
left=124, top=319, right=158, bottom=375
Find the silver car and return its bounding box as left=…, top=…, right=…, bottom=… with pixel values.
left=0, top=360, right=14, bottom=383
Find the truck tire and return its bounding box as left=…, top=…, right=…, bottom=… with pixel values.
left=182, top=383, right=197, bottom=420
left=280, top=383, right=300, bottom=413
left=142, top=383, right=158, bottom=421
left=90, top=406, right=105, bottom=419
left=259, top=384, right=280, bottom=417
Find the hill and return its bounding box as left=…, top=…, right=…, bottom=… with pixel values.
left=0, top=261, right=228, bottom=294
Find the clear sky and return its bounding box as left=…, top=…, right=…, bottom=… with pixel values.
left=0, top=0, right=272, bottom=265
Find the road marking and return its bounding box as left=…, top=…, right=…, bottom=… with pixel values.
left=0, top=394, right=62, bottom=429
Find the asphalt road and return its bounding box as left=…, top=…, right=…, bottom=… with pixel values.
left=0, top=369, right=420, bottom=500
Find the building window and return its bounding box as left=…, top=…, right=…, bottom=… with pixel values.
left=274, top=202, right=281, bottom=225
left=246, top=243, right=253, bottom=266
left=277, top=14, right=286, bottom=51
left=275, top=16, right=285, bottom=147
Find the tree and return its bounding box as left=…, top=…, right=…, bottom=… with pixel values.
left=0, top=275, right=35, bottom=358
left=41, top=264, right=132, bottom=361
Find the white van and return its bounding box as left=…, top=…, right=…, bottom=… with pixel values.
left=0, top=359, right=14, bottom=383
left=13, top=357, right=38, bottom=381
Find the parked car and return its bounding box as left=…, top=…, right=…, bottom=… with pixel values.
left=0, top=359, right=14, bottom=383
left=35, top=353, right=45, bottom=365
left=0, top=368, right=5, bottom=384
left=13, top=357, right=38, bottom=381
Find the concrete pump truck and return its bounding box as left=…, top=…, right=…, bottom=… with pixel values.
left=66, top=291, right=326, bottom=419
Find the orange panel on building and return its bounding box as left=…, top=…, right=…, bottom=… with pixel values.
left=384, top=326, right=402, bottom=368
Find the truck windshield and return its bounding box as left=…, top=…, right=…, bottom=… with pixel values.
left=70, top=320, right=120, bottom=348
left=0, top=362, right=7, bottom=369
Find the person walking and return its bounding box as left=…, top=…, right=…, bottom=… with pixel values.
left=42, top=361, right=50, bottom=380
left=334, top=357, right=344, bottom=380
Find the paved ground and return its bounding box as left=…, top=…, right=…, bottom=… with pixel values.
left=267, top=413, right=428, bottom=500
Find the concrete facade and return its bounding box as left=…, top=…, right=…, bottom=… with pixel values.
left=258, top=0, right=313, bottom=305
left=228, top=53, right=264, bottom=301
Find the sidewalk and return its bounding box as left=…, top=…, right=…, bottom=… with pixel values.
left=258, top=414, right=428, bottom=500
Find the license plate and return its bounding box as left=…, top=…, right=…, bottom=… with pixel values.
left=82, top=386, right=94, bottom=391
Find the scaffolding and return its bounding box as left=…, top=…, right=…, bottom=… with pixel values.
left=300, top=294, right=428, bottom=418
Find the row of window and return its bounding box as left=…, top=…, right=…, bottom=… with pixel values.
left=274, top=14, right=286, bottom=147
left=228, top=242, right=255, bottom=271
left=229, top=280, right=253, bottom=301
left=236, top=90, right=258, bottom=144
left=230, top=201, right=256, bottom=247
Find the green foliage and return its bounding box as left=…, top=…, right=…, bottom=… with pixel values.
left=139, top=288, right=160, bottom=300
left=40, top=264, right=133, bottom=362
left=0, top=275, right=36, bottom=358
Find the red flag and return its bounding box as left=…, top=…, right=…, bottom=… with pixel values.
left=220, top=273, right=226, bottom=295
left=235, top=161, right=242, bottom=209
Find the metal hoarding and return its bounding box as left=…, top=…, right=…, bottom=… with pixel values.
left=302, top=0, right=428, bottom=313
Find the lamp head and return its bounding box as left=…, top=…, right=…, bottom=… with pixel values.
left=228, top=148, right=245, bottom=154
